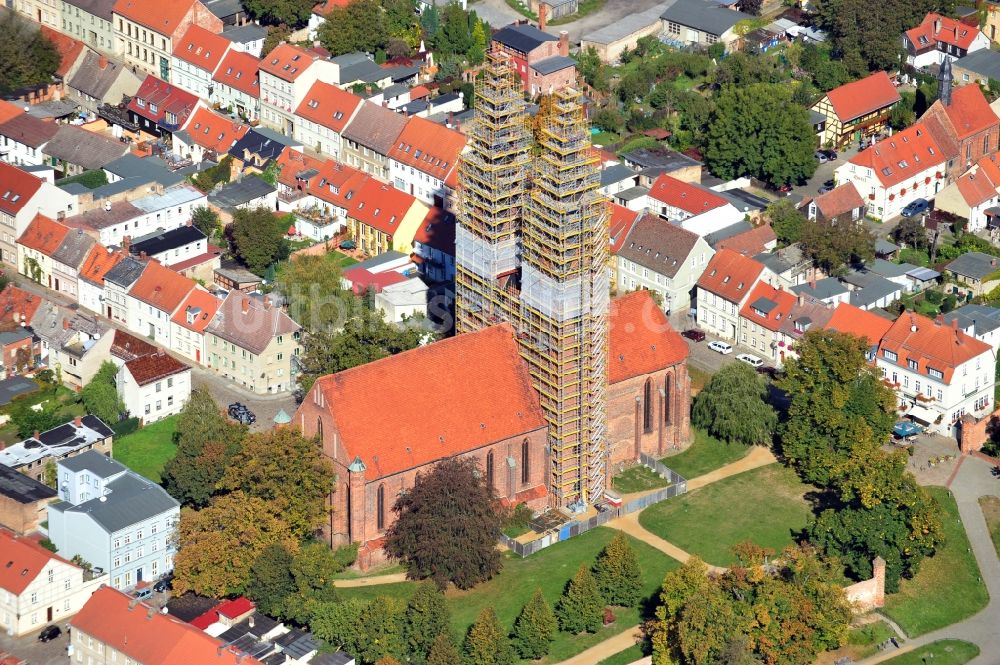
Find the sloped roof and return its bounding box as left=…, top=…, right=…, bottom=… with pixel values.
left=813, top=182, right=865, bottom=219
left=341, top=102, right=408, bottom=154
left=51, top=228, right=97, bottom=270
left=661, top=0, right=752, bottom=36
left=696, top=248, right=766, bottom=304
left=740, top=282, right=796, bottom=333
left=388, top=115, right=466, bottom=181
left=412, top=206, right=455, bottom=255
left=849, top=121, right=945, bottom=187
left=43, top=124, right=129, bottom=170
left=348, top=178, right=420, bottom=235
left=312, top=0, right=350, bottom=15
left=906, top=13, right=981, bottom=52
left=124, top=350, right=189, bottom=385
left=111, top=328, right=159, bottom=361
left=608, top=202, right=641, bottom=253
left=715, top=223, right=776, bottom=256
left=956, top=153, right=1000, bottom=206
left=945, top=250, right=1000, bottom=279
left=127, top=260, right=196, bottom=313
left=18, top=214, right=71, bottom=256
left=0, top=100, right=24, bottom=125
left=0, top=113, right=59, bottom=149
left=182, top=106, right=248, bottom=153
left=40, top=26, right=85, bottom=78
left=64, top=0, right=115, bottom=21
left=274, top=147, right=325, bottom=190
left=648, top=173, right=728, bottom=215
left=78, top=244, right=127, bottom=286
left=491, top=24, right=557, bottom=53
left=295, top=80, right=362, bottom=134
left=608, top=290, right=688, bottom=383
left=618, top=213, right=702, bottom=279
left=103, top=255, right=148, bottom=289
left=823, top=71, right=901, bottom=123
left=171, top=288, right=222, bottom=332
left=0, top=284, right=43, bottom=326
left=173, top=24, right=231, bottom=73
left=306, top=323, right=546, bottom=480
left=206, top=291, right=300, bottom=354
left=112, top=0, right=199, bottom=36
left=212, top=49, right=260, bottom=98
left=825, top=302, right=894, bottom=345
left=259, top=43, right=317, bottom=82
left=0, top=163, right=43, bottom=218
left=879, top=310, right=990, bottom=382
left=0, top=530, right=73, bottom=595
left=938, top=84, right=998, bottom=141
left=128, top=76, right=200, bottom=128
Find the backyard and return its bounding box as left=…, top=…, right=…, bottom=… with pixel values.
left=112, top=416, right=179, bottom=482
left=883, top=487, right=988, bottom=637
left=659, top=428, right=752, bottom=481
left=0, top=381, right=85, bottom=446
left=337, top=527, right=679, bottom=664
left=638, top=464, right=811, bottom=566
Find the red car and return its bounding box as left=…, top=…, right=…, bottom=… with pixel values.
left=681, top=329, right=706, bottom=342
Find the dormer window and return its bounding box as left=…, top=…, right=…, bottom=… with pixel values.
left=334, top=111, right=343, bottom=119
left=136, top=98, right=146, bottom=108
left=149, top=103, right=158, bottom=113
left=907, top=359, right=918, bottom=370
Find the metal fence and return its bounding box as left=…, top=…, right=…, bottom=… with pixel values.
left=500, top=456, right=687, bottom=558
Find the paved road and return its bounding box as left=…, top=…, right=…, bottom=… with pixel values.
left=0, top=625, right=70, bottom=665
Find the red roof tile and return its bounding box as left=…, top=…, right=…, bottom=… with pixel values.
left=0, top=100, right=23, bottom=124
left=171, top=288, right=221, bottom=332
left=111, top=329, right=159, bottom=361
left=0, top=284, right=43, bottom=325
left=113, top=0, right=200, bottom=36
left=127, top=75, right=200, bottom=128
left=956, top=153, right=1000, bottom=206
left=812, top=182, right=866, bottom=219
left=216, top=597, right=255, bottom=618
left=0, top=529, right=73, bottom=595
left=0, top=163, right=42, bottom=218
left=79, top=244, right=127, bottom=286
left=128, top=260, right=196, bottom=313
left=40, top=26, right=85, bottom=78
left=305, top=324, right=547, bottom=480
left=647, top=174, right=728, bottom=215
left=70, top=587, right=262, bottom=665
left=173, top=24, right=231, bottom=73
left=696, top=248, right=766, bottom=304
left=295, top=81, right=362, bottom=133
left=17, top=214, right=70, bottom=256
left=906, top=13, right=981, bottom=52
left=388, top=115, right=467, bottom=181
left=739, top=282, right=796, bottom=333
left=212, top=49, right=260, bottom=98
left=124, top=350, right=190, bottom=385
left=413, top=206, right=455, bottom=255
left=309, top=160, right=367, bottom=209
left=183, top=106, right=248, bottom=153
left=274, top=148, right=325, bottom=189
left=342, top=266, right=408, bottom=293
left=716, top=223, right=776, bottom=256
left=879, top=310, right=990, bottom=383
left=825, top=303, right=893, bottom=346
left=849, top=121, right=946, bottom=187
left=169, top=246, right=221, bottom=272
left=312, top=0, right=350, bottom=15
left=259, top=43, right=317, bottom=82
left=349, top=178, right=419, bottom=235
left=608, top=203, right=641, bottom=253
left=608, top=291, right=688, bottom=383
left=824, top=71, right=901, bottom=123
left=940, top=84, right=998, bottom=141
left=189, top=606, right=221, bottom=630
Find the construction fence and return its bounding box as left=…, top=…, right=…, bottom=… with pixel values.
left=500, top=455, right=687, bottom=558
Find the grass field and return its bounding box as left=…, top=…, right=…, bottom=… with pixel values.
left=660, top=428, right=752, bottom=481
left=598, top=643, right=647, bottom=665
left=328, top=250, right=358, bottom=268
left=979, top=495, right=1000, bottom=559
left=612, top=464, right=670, bottom=494
left=638, top=464, right=811, bottom=566
left=881, top=640, right=979, bottom=665
left=338, top=527, right=679, bottom=664
left=884, top=488, right=988, bottom=637
left=112, top=416, right=179, bottom=482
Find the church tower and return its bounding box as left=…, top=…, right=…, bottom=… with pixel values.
left=939, top=56, right=953, bottom=107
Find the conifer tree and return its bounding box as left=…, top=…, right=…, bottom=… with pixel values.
left=556, top=564, right=605, bottom=633
left=426, top=633, right=461, bottom=665
left=403, top=582, right=450, bottom=662
left=593, top=533, right=643, bottom=607
left=463, top=607, right=516, bottom=665
left=511, top=588, right=557, bottom=659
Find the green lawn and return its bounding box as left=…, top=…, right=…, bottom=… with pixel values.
left=978, top=496, right=1000, bottom=559
left=328, top=250, right=358, bottom=268
left=338, top=527, right=679, bottom=664
left=884, top=488, right=988, bottom=637
left=638, top=464, right=811, bottom=566
left=112, top=416, right=179, bottom=482
left=332, top=563, right=404, bottom=580
left=598, top=643, right=647, bottom=665
left=898, top=248, right=930, bottom=267
left=591, top=131, right=621, bottom=147
left=612, top=464, right=670, bottom=494
left=660, top=428, right=751, bottom=480
left=688, top=365, right=711, bottom=393
left=881, top=640, right=980, bottom=665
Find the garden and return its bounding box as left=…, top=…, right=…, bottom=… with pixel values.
left=111, top=415, right=180, bottom=482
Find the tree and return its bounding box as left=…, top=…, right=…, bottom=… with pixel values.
left=511, top=588, right=556, bottom=660
left=426, top=634, right=461, bottom=665
left=384, top=457, right=504, bottom=590
left=799, top=214, right=875, bottom=274
left=692, top=363, right=776, bottom=446
left=650, top=558, right=712, bottom=664
left=242, top=0, right=313, bottom=27
left=12, top=400, right=69, bottom=439
left=818, top=0, right=935, bottom=73
left=0, top=13, right=61, bottom=95
left=161, top=387, right=246, bottom=507
left=356, top=598, right=407, bottom=664
left=403, top=583, right=451, bottom=662
left=81, top=360, right=124, bottom=424
left=556, top=564, right=604, bottom=634
left=736, top=0, right=762, bottom=14
left=192, top=206, right=221, bottom=239
left=173, top=492, right=299, bottom=597
left=248, top=543, right=296, bottom=616
left=383, top=0, right=417, bottom=36
left=592, top=532, right=643, bottom=607
left=705, top=83, right=817, bottom=186
left=463, top=607, right=516, bottom=665
left=282, top=541, right=345, bottom=622
left=375, top=658, right=402, bottom=665
left=218, top=428, right=335, bottom=538
left=230, top=206, right=290, bottom=274
left=467, top=20, right=487, bottom=65
left=276, top=253, right=351, bottom=331
left=436, top=3, right=474, bottom=56
left=316, top=0, right=386, bottom=56
left=893, top=216, right=929, bottom=251
left=768, top=198, right=807, bottom=246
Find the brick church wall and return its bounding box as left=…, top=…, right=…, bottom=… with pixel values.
left=607, top=363, right=691, bottom=472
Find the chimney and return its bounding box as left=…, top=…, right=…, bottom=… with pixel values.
left=934, top=16, right=942, bottom=34
left=313, top=40, right=320, bottom=49
left=63, top=318, right=69, bottom=330
left=248, top=616, right=255, bottom=628
left=241, top=297, right=250, bottom=314
left=263, top=297, right=272, bottom=310
left=953, top=318, right=959, bottom=330
left=140, top=251, right=147, bottom=259
left=123, top=236, right=131, bottom=252
left=74, top=415, right=82, bottom=427
left=993, top=258, right=997, bottom=267
left=559, top=30, right=569, bottom=57
left=99, top=54, right=108, bottom=70
left=797, top=293, right=804, bottom=306
left=33, top=430, right=39, bottom=440
left=809, top=278, right=816, bottom=289
left=538, top=2, right=546, bottom=32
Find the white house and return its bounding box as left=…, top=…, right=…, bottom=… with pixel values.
left=258, top=42, right=335, bottom=136
left=211, top=49, right=261, bottom=122
left=169, top=288, right=221, bottom=365
left=170, top=25, right=231, bottom=101
left=935, top=153, right=1000, bottom=232
left=128, top=225, right=208, bottom=268
left=101, top=255, right=148, bottom=325
left=0, top=530, right=107, bottom=637
left=117, top=350, right=192, bottom=424
left=293, top=80, right=362, bottom=160
left=374, top=277, right=429, bottom=323
left=876, top=310, right=996, bottom=437
left=904, top=13, right=990, bottom=69
left=388, top=115, right=466, bottom=208
left=124, top=260, right=196, bottom=348
left=646, top=173, right=745, bottom=237
left=0, top=114, right=58, bottom=168
left=0, top=162, right=75, bottom=266
left=77, top=245, right=127, bottom=317
left=943, top=304, right=1000, bottom=353
left=695, top=248, right=776, bottom=341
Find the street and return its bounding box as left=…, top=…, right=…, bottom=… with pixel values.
left=0, top=625, right=70, bottom=665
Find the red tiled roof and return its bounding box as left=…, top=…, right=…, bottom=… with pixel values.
left=70, top=587, right=262, bottom=665
left=169, top=246, right=221, bottom=272
left=127, top=75, right=200, bottom=128
left=309, top=161, right=367, bottom=209
left=0, top=530, right=73, bottom=595
left=608, top=202, right=641, bottom=253
left=295, top=81, right=362, bottom=133
left=183, top=106, right=248, bottom=153
left=17, top=214, right=70, bottom=256
left=274, top=148, right=325, bottom=189
left=956, top=153, right=1000, bottom=206
left=342, top=266, right=408, bottom=293
left=739, top=282, right=796, bottom=333
left=124, top=350, right=189, bottom=385
left=173, top=24, right=231, bottom=73
left=113, top=0, right=199, bottom=36
left=940, top=84, right=998, bottom=141
left=171, top=288, right=221, bottom=332
left=127, top=260, right=196, bottom=313
left=716, top=223, right=776, bottom=256
left=647, top=174, right=728, bottom=215
left=40, top=26, right=85, bottom=78
left=608, top=291, right=688, bottom=383
left=0, top=163, right=43, bottom=217
left=696, top=248, right=766, bottom=304
left=824, top=71, right=901, bottom=123
left=312, top=0, right=350, bottom=15
left=79, top=244, right=127, bottom=286
left=825, top=302, right=893, bottom=346
left=813, top=182, right=866, bottom=219
left=0, top=285, right=43, bottom=325
left=216, top=597, right=255, bottom=619
left=305, top=324, right=547, bottom=480
left=111, top=329, right=160, bottom=361
left=906, top=13, right=981, bottom=52
left=349, top=178, right=419, bottom=235
left=212, top=49, right=260, bottom=98
left=849, top=121, right=945, bottom=187
left=409, top=84, right=430, bottom=100
left=388, top=115, right=467, bottom=181
left=259, top=43, right=316, bottom=82
left=413, top=206, right=455, bottom=255
left=0, top=100, right=23, bottom=124
left=189, top=606, right=221, bottom=630
left=879, top=310, right=990, bottom=383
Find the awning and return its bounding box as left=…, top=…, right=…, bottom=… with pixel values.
left=894, top=420, right=922, bottom=437
left=905, top=404, right=938, bottom=425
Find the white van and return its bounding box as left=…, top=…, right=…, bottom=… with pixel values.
left=736, top=353, right=764, bottom=367
left=708, top=341, right=733, bottom=355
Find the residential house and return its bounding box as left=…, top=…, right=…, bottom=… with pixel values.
left=211, top=49, right=260, bottom=122
left=125, top=260, right=196, bottom=347
left=17, top=213, right=71, bottom=291
left=601, top=163, right=640, bottom=198
left=307, top=0, right=351, bottom=40
left=50, top=227, right=97, bottom=300
left=41, top=125, right=129, bottom=177
left=169, top=288, right=220, bottom=364
left=646, top=174, right=745, bottom=237
left=945, top=251, right=1000, bottom=296
left=0, top=113, right=59, bottom=167
left=67, top=51, right=143, bottom=115
left=48, top=451, right=179, bottom=590
left=129, top=225, right=207, bottom=267
left=258, top=42, right=334, bottom=136
left=227, top=126, right=300, bottom=172
left=112, top=0, right=223, bottom=80
left=214, top=259, right=260, bottom=292
left=40, top=25, right=89, bottom=84
left=292, top=80, right=362, bottom=160
left=0, top=531, right=106, bottom=637
left=615, top=212, right=714, bottom=313
left=738, top=281, right=796, bottom=361
left=388, top=115, right=467, bottom=208
left=76, top=244, right=126, bottom=314
left=0, top=464, right=57, bottom=534
left=943, top=303, right=1000, bottom=351
left=208, top=174, right=277, bottom=214
left=836, top=121, right=947, bottom=221
left=172, top=106, right=248, bottom=163
left=220, top=23, right=266, bottom=57
left=341, top=101, right=409, bottom=180
left=170, top=24, right=231, bottom=100
left=936, top=152, right=1000, bottom=230
left=904, top=13, right=988, bottom=69
left=842, top=270, right=904, bottom=310
left=411, top=206, right=456, bottom=284
left=620, top=147, right=702, bottom=186
left=868, top=258, right=920, bottom=292
left=102, top=254, right=147, bottom=323
left=272, top=147, right=324, bottom=213
left=291, top=158, right=365, bottom=240
left=803, top=182, right=867, bottom=223
left=326, top=51, right=398, bottom=90
left=372, top=277, right=429, bottom=323
left=126, top=75, right=202, bottom=139
left=877, top=310, right=996, bottom=436
left=660, top=0, right=753, bottom=51
left=0, top=326, right=40, bottom=378
left=921, top=75, right=1000, bottom=179
left=695, top=248, right=773, bottom=340
left=0, top=415, right=113, bottom=484
left=33, top=306, right=113, bottom=389
left=14, top=0, right=61, bottom=28
left=715, top=223, right=777, bottom=256
left=953, top=48, right=1000, bottom=86
left=61, top=0, right=116, bottom=53
left=811, top=72, right=901, bottom=149
left=346, top=178, right=430, bottom=257
left=118, top=350, right=191, bottom=423
left=773, top=294, right=835, bottom=366
left=824, top=301, right=894, bottom=351
left=490, top=23, right=576, bottom=95
left=790, top=276, right=850, bottom=305
left=205, top=291, right=301, bottom=394
left=201, top=0, right=246, bottom=27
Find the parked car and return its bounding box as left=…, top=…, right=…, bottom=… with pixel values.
left=815, top=151, right=829, bottom=164
left=822, top=149, right=838, bottom=160
left=708, top=340, right=733, bottom=355
left=777, top=183, right=793, bottom=193
left=153, top=574, right=174, bottom=593
left=736, top=353, right=764, bottom=367
left=901, top=198, right=930, bottom=218
left=681, top=329, right=706, bottom=342
left=38, top=625, right=61, bottom=642
left=818, top=182, right=835, bottom=194
left=228, top=402, right=256, bottom=425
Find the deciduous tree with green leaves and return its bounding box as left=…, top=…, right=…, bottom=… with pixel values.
left=192, top=206, right=221, bottom=239
left=767, top=198, right=807, bottom=246
left=0, top=13, right=61, bottom=95
left=692, top=362, right=776, bottom=446
left=463, top=607, right=515, bottom=665
left=248, top=543, right=296, bottom=616
left=592, top=532, right=643, bottom=607
left=511, top=588, right=556, bottom=660
left=81, top=360, right=124, bottom=424
left=556, top=564, right=604, bottom=634
left=800, top=214, right=876, bottom=275
left=403, top=583, right=451, bottom=662
left=230, top=206, right=290, bottom=275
